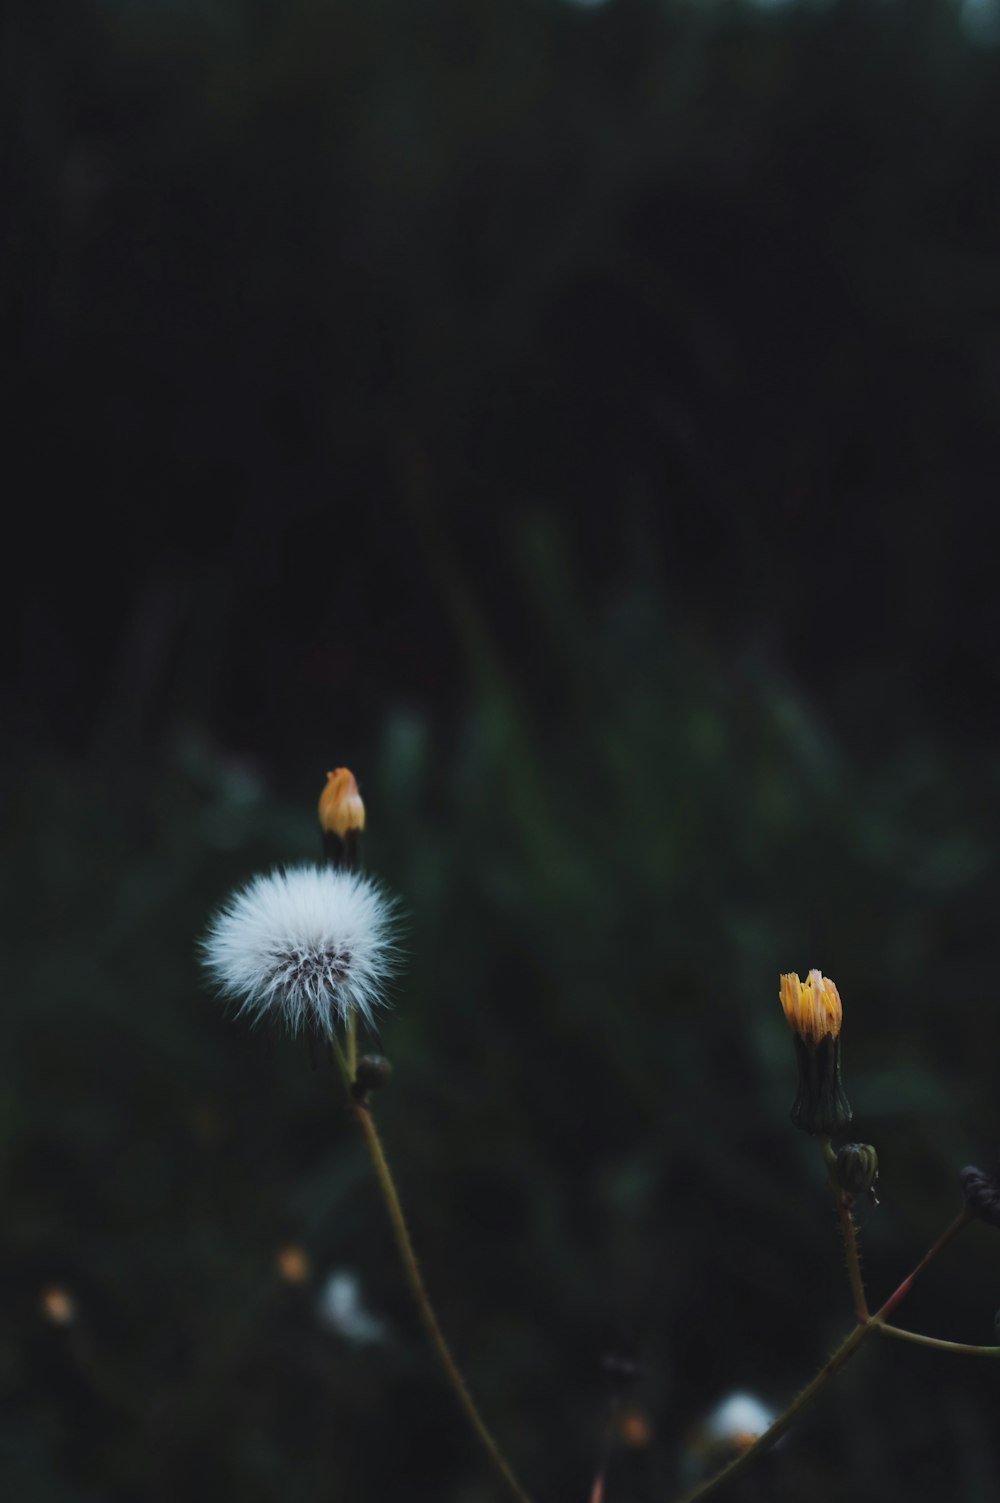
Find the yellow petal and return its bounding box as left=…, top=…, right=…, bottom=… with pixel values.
left=779, top=969, right=842, bottom=1043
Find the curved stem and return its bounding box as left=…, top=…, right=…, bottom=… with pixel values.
left=349, top=1098, right=532, bottom=1503
left=820, top=1138, right=869, bottom=1322
left=876, top=1323, right=1000, bottom=1357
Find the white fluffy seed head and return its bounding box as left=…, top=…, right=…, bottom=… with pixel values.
left=201, top=865, right=398, bottom=1037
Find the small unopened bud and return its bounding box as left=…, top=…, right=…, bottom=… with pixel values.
left=319, top=768, right=365, bottom=869
left=617, top=1409, right=652, bottom=1449
left=351, top=1054, right=392, bottom=1099
left=40, top=1287, right=76, bottom=1325
left=960, top=1164, right=1000, bottom=1229
left=276, top=1245, right=311, bottom=1284
left=836, top=1143, right=879, bottom=1204
left=779, top=970, right=852, bottom=1136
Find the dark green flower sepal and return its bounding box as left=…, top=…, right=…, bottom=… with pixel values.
left=790, top=1034, right=852, bottom=1136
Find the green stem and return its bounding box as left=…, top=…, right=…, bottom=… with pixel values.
left=820, top=1138, right=869, bottom=1322
left=346, top=1091, right=532, bottom=1503
left=876, top=1323, right=1000, bottom=1357
left=345, top=1006, right=358, bottom=1079
left=330, top=1035, right=352, bottom=1088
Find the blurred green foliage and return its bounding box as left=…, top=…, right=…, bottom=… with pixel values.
left=5, top=533, right=1000, bottom=1500
left=5, top=0, right=1000, bottom=1498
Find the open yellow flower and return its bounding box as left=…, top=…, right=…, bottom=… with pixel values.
left=779, top=969, right=842, bottom=1045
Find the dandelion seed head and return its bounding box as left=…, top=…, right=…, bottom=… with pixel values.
left=201, top=865, right=398, bottom=1036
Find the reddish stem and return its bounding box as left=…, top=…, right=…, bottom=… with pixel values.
left=872, top=1208, right=973, bottom=1325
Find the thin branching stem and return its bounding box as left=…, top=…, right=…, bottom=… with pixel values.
left=876, top=1323, right=1000, bottom=1357
left=673, top=1323, right=871, bottom=1503
left=668, top=1203, right=976, bottom=1503
left=870, top=1208, right=973, bottom=1324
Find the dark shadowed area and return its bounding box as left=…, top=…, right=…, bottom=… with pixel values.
left=4, top=1, right=1000, bottom=1499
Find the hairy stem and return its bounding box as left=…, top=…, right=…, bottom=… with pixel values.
left=820, top=1138, right=869, bottom=1322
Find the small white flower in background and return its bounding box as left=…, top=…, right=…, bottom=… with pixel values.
left=316, top=1270, right=388, bottom=1346
left=682, top=1390, right=776, bottom=1484
left=201, top=865, right=398, bottom=1036
left=704, top=1392, right=774, bottom=1448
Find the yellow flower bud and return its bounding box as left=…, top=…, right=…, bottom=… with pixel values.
left=779, top=968, right=852, bottom=1136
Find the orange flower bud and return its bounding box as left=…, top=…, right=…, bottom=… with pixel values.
left=617, top=1408, right=652, bottom=1448
left=276, top=1245, right=311, bottom=1284
left=319, top=768, right=366, bottom=839
left=40, top=1287, right=76, bottom=1325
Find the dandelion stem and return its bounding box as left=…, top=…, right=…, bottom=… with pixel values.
left=330, top=1035, right=352, bottom=1086
left=875, top=1323, right=1000, bottom=1357
left=348, top=1097, right=532, bottom=1503
left=345, top=1007, right=358, bottom=1078
left=820, top=1138, right=869, bottom=1322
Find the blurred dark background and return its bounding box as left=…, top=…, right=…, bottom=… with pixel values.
left=4, top=0, right=1000, bottom=1499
